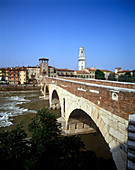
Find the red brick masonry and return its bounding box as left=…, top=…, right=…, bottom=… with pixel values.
left=43, top=77, right=135, bottom=120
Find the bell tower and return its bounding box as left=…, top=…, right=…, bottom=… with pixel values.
left=39, top=58, right=49, bottom=76
left=78, top=47, right=85, bottom=70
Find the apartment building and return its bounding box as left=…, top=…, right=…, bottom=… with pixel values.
left=0, top=68, right=8, bottom=81
left=8, top=67, right=20, bottom=85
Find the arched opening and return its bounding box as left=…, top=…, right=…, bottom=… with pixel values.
left=67, top=109, right=116, bottom=169
left=45, top=85, right=49, bottom=95
left=41, top=85, right=45, bottom=95
left=51, top=90, right=61, bottom=110
left=67, top=109, right=98, bottom=132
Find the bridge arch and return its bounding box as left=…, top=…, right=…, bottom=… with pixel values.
left=50, top=89, right=61, bottom=110
left=64, top=97, right=126, bottom=170
left=67, top=109, right=98, bottom=131
left=67, top=101, right=111, bottom=143
left=67, top=109, right=114, bottom=161
left=44, top=85, right=49, bottom=96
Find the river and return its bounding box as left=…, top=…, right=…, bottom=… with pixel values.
left=0, top=90, right=116, bottom=169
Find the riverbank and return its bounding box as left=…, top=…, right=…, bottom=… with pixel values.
left=0, top=85, right=40, bottom=91
left=0, top=90, right=117, bottom=169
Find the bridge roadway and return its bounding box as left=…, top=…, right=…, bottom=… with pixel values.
left=40, top=77, right=135, bottom=170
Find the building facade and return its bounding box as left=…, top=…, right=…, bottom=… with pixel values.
left=0, top=68, right=8, bottom=81
left=115, top=67, right=121, bottom=74
left=27, top=66, right=40, bottom=84
left=74, top=70, right=90, bottom=78
left=19, top=67, right=27, bottom=84
left=85, top=68, right=96, bottom=79
left=48, top=66, right=57, bottom=77
left=56, top=69, right=74, bottom=77
left=117, top=70, right=133, bottom=76
left=8, top=67, right=20, bottom=85
left=101, top=69, right=113, bottom=80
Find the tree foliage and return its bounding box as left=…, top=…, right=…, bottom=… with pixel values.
left=108, top=73, right=117, bottom=81
left=118, top=71, right=135, bottom=83
left=95, top=69, right=105, bottom=80
left=0, top=108, right=98, bottom=170
left=0, top=123, right=28, bottom=170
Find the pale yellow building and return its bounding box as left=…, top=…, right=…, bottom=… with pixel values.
left=115, top=67, right=121, bottom=74
left=19, top=68, right=27, bottom=84
left=101, top=69, right=113, bottom=80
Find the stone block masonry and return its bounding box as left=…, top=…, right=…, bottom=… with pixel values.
left=40, top=77, right=135, bottom=170
left=43, top=77, right=135, bottom=120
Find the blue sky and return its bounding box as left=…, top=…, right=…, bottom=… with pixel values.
left=0, top=0, right=135, bottom=71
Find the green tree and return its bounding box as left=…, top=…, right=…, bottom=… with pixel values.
left=133, top=70, right=135, bottom=77
left=125, top=71, right=131, bottom=77
left=118, top=71, right=135, bottom=83
left=0, top=109, right=98, bottom=170
left=118, top=74, right=128, bottom=82
left=26, top=108, right=62, bottom=169
left=108, top=73, right=117, bottom=81
left=95, top=69, right=105, bottom=80
left=0, top=123, right=28, bottom=170
left=27, top=108, right=97, bottom=170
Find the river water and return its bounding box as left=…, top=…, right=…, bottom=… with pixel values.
left=0, top=90, right=116, bottom=169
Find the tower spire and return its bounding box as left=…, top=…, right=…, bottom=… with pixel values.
left=78, top=47, right=85, bottom=70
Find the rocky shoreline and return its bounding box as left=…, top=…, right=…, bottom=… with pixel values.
left=0, top=85, right=40, bottom=91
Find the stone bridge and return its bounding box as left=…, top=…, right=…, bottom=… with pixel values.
left=40, top=77, right=135, bottom=170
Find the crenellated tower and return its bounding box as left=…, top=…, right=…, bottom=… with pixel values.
left=39, top=58, right=49, bottom=76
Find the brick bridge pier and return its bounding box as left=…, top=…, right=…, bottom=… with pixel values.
left=40, top=77, right=135, bottom=170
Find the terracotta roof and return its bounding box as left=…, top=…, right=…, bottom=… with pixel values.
left=8, top=67, right=27, bottom=71
left=27, top=66, right=40, bottom=68
left=87, top=68, right=96, bottom=71
left=56, top=68, right=74, bottom=72
left=0, top=68, right=8, bottom=70
left=101, top=69, right=112, bottom=72
left=118, top=70, right=132, bottom=73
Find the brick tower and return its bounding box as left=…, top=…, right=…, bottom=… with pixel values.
left=39, top=58, right=49, bottom=76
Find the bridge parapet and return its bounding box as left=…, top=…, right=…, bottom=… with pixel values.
left=42, top=77, right=135, bottom=120
left=61, top=77, right=135, bottom=89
